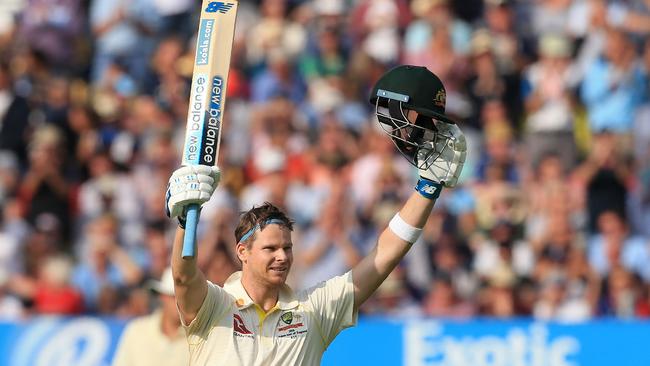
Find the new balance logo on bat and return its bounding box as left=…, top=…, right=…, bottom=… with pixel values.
left=205, top=2, right=234, bottom=13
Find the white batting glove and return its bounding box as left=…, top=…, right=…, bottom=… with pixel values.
left=415, top=123, right=466, bottom=199
left=166, top=165, right=221, bottom=223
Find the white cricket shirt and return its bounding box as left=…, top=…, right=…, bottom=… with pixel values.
left=182, top=271, right=357, bottom=365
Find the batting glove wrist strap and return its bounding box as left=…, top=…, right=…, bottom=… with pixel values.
left=415, top=178, right=442, bottom=200
left=388, top=213, right=422, bottom=243
left=177, top=212, right=187, bottom=229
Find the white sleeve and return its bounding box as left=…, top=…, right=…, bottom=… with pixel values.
left=181, top=281, right=232, bottom=343
left=305, top=271, right=358, bottom=347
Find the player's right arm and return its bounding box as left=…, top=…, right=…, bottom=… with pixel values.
left=171, top=226, right=208, bottom=324
left=167, top=165, right=220, bottom=324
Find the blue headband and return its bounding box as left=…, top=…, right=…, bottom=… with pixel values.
left=239, top=219, right=286, bottom=243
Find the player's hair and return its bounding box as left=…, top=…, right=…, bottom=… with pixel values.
left=235, top=202, right=294, bottom=247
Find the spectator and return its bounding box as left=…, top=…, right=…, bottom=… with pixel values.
left=351, top=0, right=409, bottom=65
left=598, top=266, right=640, bottom=318
left=19, top=125, right=72, bottom=244
left=251, top=47, right=306, bottom=105
left=522, top=34, right=578, bottom=169
left=142, top=36, right=188, bottom=110
left=473, top=221, right=533, bottom=280
left=524, top=152, right=582, bottom=244
left=72, top=214, right=143, bottom=311
left=404, top=21, right=469, bottom=99
left=112, top=267, right=189, bottom=366
left=299, top=25, right=347, bottom=81
left=588, top=211, right=650, bottom=282
left=15, top=0, right=86, bottom=72
left=405, top=0, right=472, bottom=57
left=0, top=62, right=31, bottom=167
left=141, top=221, right=172, bottom=282
left=424, top=273, right=475, bottom=318
left=66, top=104, right=101, bottom=179
left=575, top=131, right=631, bottom=232
left=151, top=0, right=195, bottom=41
left=481, top=0, right=521, bottom=75
left=530, top=0, right=574, bottom=36
left=78, top=152, right=142, bottom=247
left=349, top=128, right=411, bottom=213
left=533, top=271, right=591, bottom=322
left=362, top=266, right=422, bottom=317
left=474, top=103, right=519, bottom=183
left=295, top=180, right=367, bottom=289
left=89, top=0, right=160, bottom=83
left=580, top=28, right=645, bottom=135
left=464, top=31, right=521, bottom=130
left=197, top=208, right=239, bottom=286
left=11, top=254, right=84, bottom=315
left=245, top=0, right=306, bottom=68
left=425, top=233, right=476, bottom=301
left=480, top=268, right=517, bottom=318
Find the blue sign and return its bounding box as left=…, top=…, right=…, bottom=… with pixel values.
left=0, top=317, right=126, bottom=366
left=1, top=317, right=649, bottom=365
left=324, top=318, right=650, bottom=366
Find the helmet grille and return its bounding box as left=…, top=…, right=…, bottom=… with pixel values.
left=375, top=97, right=453, bottom=170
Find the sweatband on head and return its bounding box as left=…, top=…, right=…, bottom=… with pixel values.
left=388, top=213, right=422, bottom=244
left=239, top=218, right=286, bottom=243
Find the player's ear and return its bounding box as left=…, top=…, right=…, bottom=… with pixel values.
left=236, top=242, right=248, bottom=263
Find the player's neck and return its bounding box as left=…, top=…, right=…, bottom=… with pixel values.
left=241, top=272, right=280, bottom=313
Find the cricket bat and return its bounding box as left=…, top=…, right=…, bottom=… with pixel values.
left=181, top=0, right=238, bottom=258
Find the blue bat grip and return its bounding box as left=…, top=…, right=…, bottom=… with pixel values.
left=182, top=204, right=200, bottom=258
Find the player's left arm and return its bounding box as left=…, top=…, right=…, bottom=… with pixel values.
left=351, top=122, right=466, bottom=310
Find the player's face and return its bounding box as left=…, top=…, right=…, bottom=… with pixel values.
left=243, top=224, right=293, bottom=287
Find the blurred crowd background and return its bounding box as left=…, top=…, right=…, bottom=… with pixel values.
left=0, top=0, right=648, bottom=323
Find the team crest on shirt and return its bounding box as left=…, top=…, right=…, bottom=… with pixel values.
left=233, top=313, right=254, bottom=338
left=280, top=311, right=293, bottom=324
left=276, top=312, right=307, bottom=338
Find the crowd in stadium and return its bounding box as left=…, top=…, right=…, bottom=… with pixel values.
left=0, top=0, right=648, bottom=322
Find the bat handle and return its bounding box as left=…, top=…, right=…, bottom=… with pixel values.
left=182, top=204, right=200, bottom=258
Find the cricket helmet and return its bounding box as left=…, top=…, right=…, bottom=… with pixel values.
left=369, top=65, right=456, bottom=169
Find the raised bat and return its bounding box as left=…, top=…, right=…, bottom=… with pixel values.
left=181, top=0, right=238, bottom=258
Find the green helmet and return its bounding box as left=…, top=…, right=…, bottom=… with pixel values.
left=369, top=65, right=457, bottom=169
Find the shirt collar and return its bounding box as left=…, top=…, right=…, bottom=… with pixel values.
left=223, top=271, right=298, bottom=311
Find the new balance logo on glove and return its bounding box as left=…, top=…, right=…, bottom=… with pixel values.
left=416, top=179, right=442, bottom=200
left=421, top=183, right=438, bottom=195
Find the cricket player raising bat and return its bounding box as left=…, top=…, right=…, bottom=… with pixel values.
left=166, top=65, right=466, bottom=365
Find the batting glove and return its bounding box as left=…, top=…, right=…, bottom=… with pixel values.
left=166, top=165, right=221, bottom=227
left=415, top=123, right=466, bottom=199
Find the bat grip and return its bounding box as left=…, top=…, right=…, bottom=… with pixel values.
left=182, top=204, right=200, bottom=258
